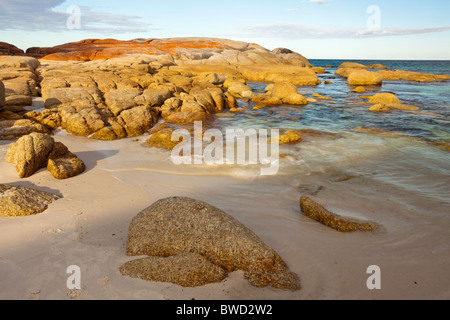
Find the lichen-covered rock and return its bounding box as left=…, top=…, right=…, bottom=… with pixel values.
left=300, top=196, right=379, bottom=232
left=0, top=118, right=50, bottom=140
left=123, top=197, right=300, bottom=290
left=5, top=133, right=85, bottom=179
left=273, top=130, right=303, bottom=144
left=0, top=80, right=5, bottom=109
left=46, top=142, right=85, bottom=180
left=0, top=184, right=60, bottom=217
left=146, top=128, right=182, bottom=150
left=368, top=92, right=401, bottom=105
left=263, top=82, right=308, bottom=105
left=352, top=86, right=366, bottom=93
left=5, top=132, right=55, bottom=178
left=347, top=70, right=383, bottom=86
left=120, top=252, right=227, bottom=287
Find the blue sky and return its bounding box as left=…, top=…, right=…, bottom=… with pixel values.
left=0, top=0, right=449, bottom=59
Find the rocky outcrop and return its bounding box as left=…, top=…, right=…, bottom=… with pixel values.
left=0, top=42, right=25, bottom=56
left=254, top=82, right=308, bottom=105
left=5, top=132, right=55, bottom=178
left=0, top=184, right=60, bottom=217
left=347, top=70, right=383, bottom=86
left=0, top=80, right=4, bottom=109
left=122, top=197, right=300, bottom=290
left=336, top=61, right=449, bottom=83
left=337, top=62, right=387, bottom=70
left=5, top=132, right=85, bottom=179
left=0, top=56, right=40, bottom=112
left=300, top=196, right=379, bottom=232
left=46, top=142, right=86, bottom=180
left=376, top=69, right=450, bottom=82
left=146, top=127, right=182, bottom=150
left=367, top=93, right=420, bottom=112
left=27, top=38, right=311, bottom=67
left=274, top=129, right=339, bottom=145
left=120, top=252, right=227, bottom=287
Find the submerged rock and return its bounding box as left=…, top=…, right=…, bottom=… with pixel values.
left=347, top=70, right=383, bottom=86
left=0, top=184, right=60, bottom=217
left=300, top=196, right=379, bottom=232
left=122, top=197, right=300, bottom=290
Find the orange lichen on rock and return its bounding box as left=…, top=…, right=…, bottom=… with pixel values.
left=34, top=38, right=240, bottom=61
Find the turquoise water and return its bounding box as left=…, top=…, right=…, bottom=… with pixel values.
left=214, top=60, right=450, bottom=144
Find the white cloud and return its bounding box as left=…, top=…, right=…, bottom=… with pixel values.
left=236, top=23, right=450, bottom=39
left=0, top=0, right=152, bottom=33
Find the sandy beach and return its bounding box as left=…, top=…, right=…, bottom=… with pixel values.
left=1, top=128, right=449, bottom=300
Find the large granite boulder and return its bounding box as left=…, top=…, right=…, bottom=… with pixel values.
left=121, top=197, right=300, bottom=290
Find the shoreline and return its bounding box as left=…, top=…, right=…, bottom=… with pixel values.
left=1, top=132, right=449, bottom=300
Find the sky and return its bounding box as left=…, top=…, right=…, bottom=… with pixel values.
left=0, top=0, right=449, bottom=60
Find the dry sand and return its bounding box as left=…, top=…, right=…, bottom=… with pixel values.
left=0, top=131, right=449, bottom=300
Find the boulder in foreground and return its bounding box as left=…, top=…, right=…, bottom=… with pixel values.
left=0, top=184, right=60, bottom=217
left=122, top=197, right=300, bottom=290
left=300, top=196, right=379, bottom=232
left=0, top=80, right=5, bottom=109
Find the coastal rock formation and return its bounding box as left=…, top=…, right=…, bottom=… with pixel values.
left=0, top=111, right=50, bottom=140
left=0, top=184, right=60, bottom=217
left=274, top=129, right=338, bottom=145
left=352, top=86, right=366, bottom=93
left=146, top=127, right=182, bottom=150
left=376, top=70, right=450, bottom=82
left=0, top=80, right=4, bottom=109
left=5, top=132, right=85, bottom=179
left=274, top=130, right=303, bottom=144
left=6, top=132, right=55, bottom=178
left=336, top=61, right=449, bottom=83
left=46, top=142, right=86, bottom=180
left=300, top=196, right=379, bottom=232
left=0, top=42, right=25, bottom=56
left=27, top=38, right=312, bottom=68
left=120, top=252, right=228, bottom=287
left=122, top=197, right=300, bottom=290
left=367, top=93, right=420, bottom=112
left=254, top=82, right=307, bottom=105
left=347, top=70, right=383, bottom=86
left=0, top=56, right=40, bottom=112
left=0, top=38, right=324, bottom=142
left=337, top=62, right=387, bottom=70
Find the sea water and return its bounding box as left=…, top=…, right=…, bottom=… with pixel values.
left=85, top=60, right=450, bottom=298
